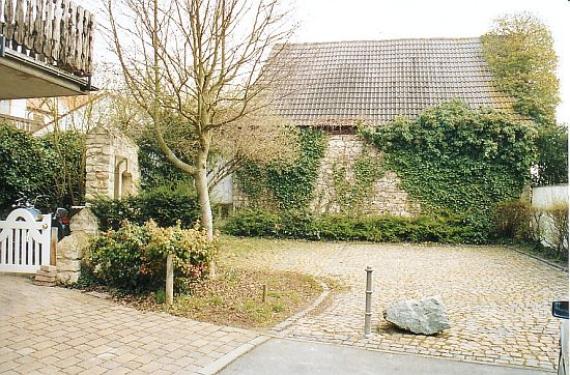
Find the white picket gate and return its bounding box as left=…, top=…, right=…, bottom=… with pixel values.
left=0, top=208, right=52, bottom=273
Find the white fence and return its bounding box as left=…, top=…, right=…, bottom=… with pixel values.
left=0, top=208, right=51, bottom=273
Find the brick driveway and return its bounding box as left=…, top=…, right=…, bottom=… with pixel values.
left=0, top=274, right=259, bottom=375
left=231, top=240, right=568, bottom=372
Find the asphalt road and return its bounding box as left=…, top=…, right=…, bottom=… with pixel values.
left=219, top=338, right=555, bottom=375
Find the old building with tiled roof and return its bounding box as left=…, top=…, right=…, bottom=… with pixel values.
left=270, top=38, right=513, bottom=129
left=236, top=38, right=515, bottom=215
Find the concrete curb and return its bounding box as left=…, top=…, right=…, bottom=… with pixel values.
left=196, top=336, right=271, bottom=375
left=271, top=280, right=331, bottom=334
left=508, top=246, right=568, bottom=272
left=280, top=336, right=557, bottom=374
left=197, top=280, right=334, bottom=374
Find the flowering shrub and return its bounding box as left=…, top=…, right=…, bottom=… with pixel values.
left=84, top=221, right=214, bottom=291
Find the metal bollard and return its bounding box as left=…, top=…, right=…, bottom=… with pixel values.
left=364, top=266, right=373, bottom=337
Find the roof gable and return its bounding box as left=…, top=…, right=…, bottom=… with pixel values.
left=269, top=38, right=513, bottom=127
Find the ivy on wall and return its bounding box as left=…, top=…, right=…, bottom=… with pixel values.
left=534, top=124, right=568, bottom=186
left=364, top=101, right=537, bottom=224
left=332, top=151, right=384, bottom=214
left=236, top=128, right=326, bottom=210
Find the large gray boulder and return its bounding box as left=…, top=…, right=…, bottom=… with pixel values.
left=383, top=296, right=450, bottom=335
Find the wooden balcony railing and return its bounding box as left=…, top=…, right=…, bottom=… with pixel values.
left=0, top=112, right=34, bottom=132
left=0, top=0, right=95, bottom=77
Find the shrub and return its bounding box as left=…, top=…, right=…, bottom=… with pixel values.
left=83, top=221, right=213, bottom=291
left=546, top=202, right=569, bottom=258
left=492, top=200, right=533, bottom=240
left=42, top=130, right=86, bottom=207
left=90, top=184, right=200, bottom=231
left=137, top=133, right=191, bottom=190
left=0, top=124, right=86, bottom=212
left=534, top=124, right=568, bottom=186
left=0, top=123, right=55, bottom=211
left=223, top=209, right=490, bottom=244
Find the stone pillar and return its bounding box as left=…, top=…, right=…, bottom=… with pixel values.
left=56, top=208, right=99, bottom=284
left=85, top=125, right=140, bottom=201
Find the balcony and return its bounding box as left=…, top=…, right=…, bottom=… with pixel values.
left=0, top=112, right=35, bottom=131
left=0, top=0, right=96, bottom=99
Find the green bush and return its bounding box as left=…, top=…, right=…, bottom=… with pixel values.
left=137, top=133, right=192, bottom=190
left=42, top=130, right=86, bottom=207
left=0, top=123, right=55, bottom=211
left=492, top=200, right=533, bottom=240
left=83, top=221, right=213, bottom=291
left=90, top=185, right=200, bottom=231
left=546, top=202, right=569, bottom=258
left=0, top=124, right=85, bottom=212
left=534, top=124, right=568, bottom=186
left=223, top=209, right=490, bottom=244
left=364, top=101, right=537, bottom=221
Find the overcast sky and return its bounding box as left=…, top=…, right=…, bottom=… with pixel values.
left=291, top=0, right=570, bottom=123
left=88, top=0, right=570, bottom=123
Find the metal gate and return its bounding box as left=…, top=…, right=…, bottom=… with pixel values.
left=0, top=208, right=51, bottom=273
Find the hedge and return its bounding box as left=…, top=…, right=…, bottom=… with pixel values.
left=223, top=209, right=490, bottom=244
left=90, top=185, right=200, bottom=231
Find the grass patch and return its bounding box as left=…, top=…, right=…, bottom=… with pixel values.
left=107, top=236, right=325, bottom=329
left=168, top=268, right=321, bottom=328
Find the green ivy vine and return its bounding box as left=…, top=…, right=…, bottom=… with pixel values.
left=364, top=101, right=538, bottom=226
left=236, top=128, right=326, bottom=210
left=332, top=151, right=384, bottom=213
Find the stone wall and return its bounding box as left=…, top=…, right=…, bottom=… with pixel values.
left=232, top=133, right=420, bottom=216
left=85, top=125, right=140, bottom=201
left=311, top=134, right=420, bottom=216
left=56, top=208, right=99, bottom=284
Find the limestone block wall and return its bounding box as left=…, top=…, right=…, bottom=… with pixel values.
left=56, top=208, right=99, bottom=284
left=85, top=125, right=141, bottom=201
left=311, top=134, right=420, bottom=216
left=233, top=133, right=420, bottom=216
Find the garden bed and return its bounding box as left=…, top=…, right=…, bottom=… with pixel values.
left=75, top=235, right=324, bottom=329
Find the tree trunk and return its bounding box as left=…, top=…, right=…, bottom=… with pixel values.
left=195, top=149, right=214, bottom=241
left=195, top=143, right=217, bottom=278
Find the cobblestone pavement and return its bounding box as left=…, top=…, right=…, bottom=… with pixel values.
left=0, top=274, right=259, bottom=375
left=232, top=240, right=568, bottom=371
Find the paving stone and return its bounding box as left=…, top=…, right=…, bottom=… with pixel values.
left=230, top=241, right=568, bottom=370
left=0, top=275, right=258, bottom=375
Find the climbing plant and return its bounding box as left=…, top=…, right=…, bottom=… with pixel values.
left=236, top=128, right=326, bottom=210
left=482, top=13, right=559, bottom=126
left=364, top=101, right=538, bottom=232
left=332, top=150, right=384, bottom=214
left=533, top=124, right=568, bottom=186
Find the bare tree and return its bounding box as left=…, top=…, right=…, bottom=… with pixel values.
left=104, top=0, right=295, bottom=240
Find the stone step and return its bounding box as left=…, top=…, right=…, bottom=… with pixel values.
left=40, top=265, right=57, bottom=273
left=35, top=274, right=57, bottom=283
left=32, top=280, right=55, bottom=287
left=36, top=270, right=57, bottom=278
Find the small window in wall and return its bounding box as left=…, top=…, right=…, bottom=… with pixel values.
left=113, top=157, right=135, bottom=200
